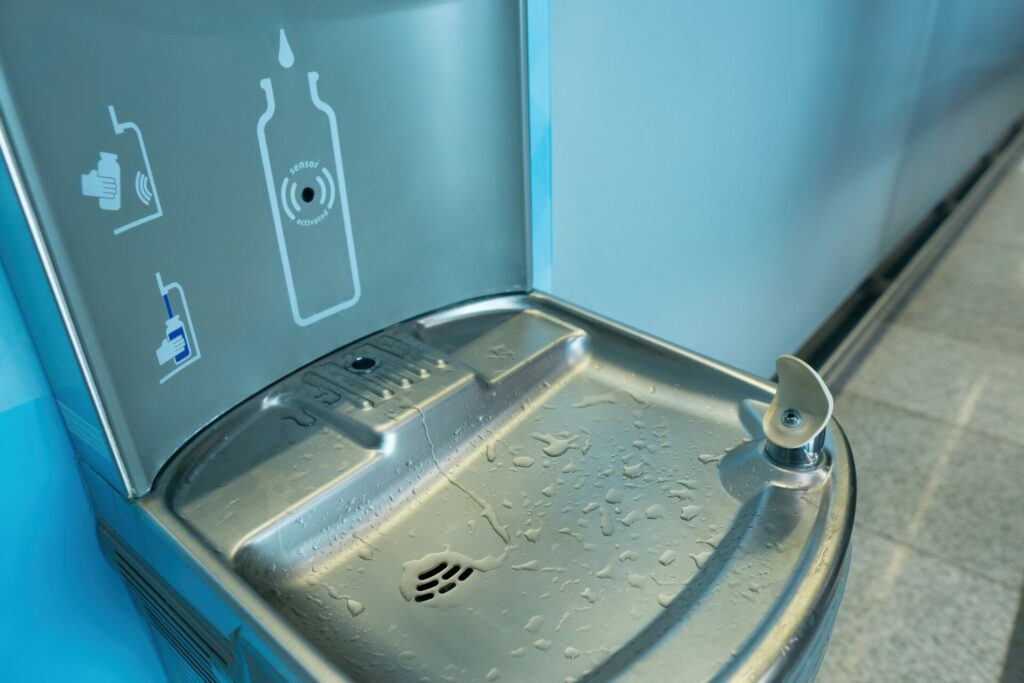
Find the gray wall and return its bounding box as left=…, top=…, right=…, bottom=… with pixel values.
left=549, top=0, right=1024, bottom=375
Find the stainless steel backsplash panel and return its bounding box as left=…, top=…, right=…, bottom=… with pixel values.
left=0, top=0, right=530, bottom=495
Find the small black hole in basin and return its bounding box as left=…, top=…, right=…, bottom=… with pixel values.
left=441, top=565, right=461, bottom=580
left=416, top=579, right=439, bottom=592
left=301, top=186, right=315, bottom=203
left=438, top=582, right=456, bottom=594
left=418, top=563, right=446, bottom=581
left=458, top=567, right=473, bottom=580
left=414, top=592, right=435, bottom=602
left=350, top=356, right=377, bottom=372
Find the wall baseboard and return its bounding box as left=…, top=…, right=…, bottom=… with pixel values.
left=795, top=115, right=1024, bottom=385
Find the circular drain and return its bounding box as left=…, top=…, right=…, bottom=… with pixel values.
left=413, top=562, right=474, bottom=603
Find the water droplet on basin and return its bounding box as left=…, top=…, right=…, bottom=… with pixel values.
left=599, top=508, right=615, bottom=537
left=572, top=392, right=617, bottom=408
left=512, top=560, right=539, bottom=571
left=680, top=505, right=702, bottom=521
left=620, top=510, right=641, bottom=526
left=690, top=550, right=713, bottom=569
left=623, top=462, right=644, bottom=478
left=532, top=432, right=580, bottom=457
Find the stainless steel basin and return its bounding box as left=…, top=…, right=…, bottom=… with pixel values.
left=152, top=293, right=854, bottom=682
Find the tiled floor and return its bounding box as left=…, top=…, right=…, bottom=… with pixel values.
left=818, top=158, right=1024, bottom=682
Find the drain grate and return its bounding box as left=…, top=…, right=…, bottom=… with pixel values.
left=400, top=548, right=507, bottom=605
left=413, top=561, right=474, bottom=602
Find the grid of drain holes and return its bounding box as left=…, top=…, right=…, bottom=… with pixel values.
left=414, top=562, right=474, bottom=602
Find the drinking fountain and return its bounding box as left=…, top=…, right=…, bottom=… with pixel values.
left=0, top=2, right=854, bottom=680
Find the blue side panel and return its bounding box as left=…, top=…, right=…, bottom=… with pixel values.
left=528, top=0, right=553, bottom=291
left=0, top=152, right=125, bottom=494
left=0, top=263, right=162, bottom=681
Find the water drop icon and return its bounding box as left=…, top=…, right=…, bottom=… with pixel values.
left=278, top=29, right=295, bottom=68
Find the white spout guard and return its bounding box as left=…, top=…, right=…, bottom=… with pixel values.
left=763, top=355, right=834, bottom=450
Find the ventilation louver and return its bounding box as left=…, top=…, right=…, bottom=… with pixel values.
left=103, top=529, right=231, bottom=683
